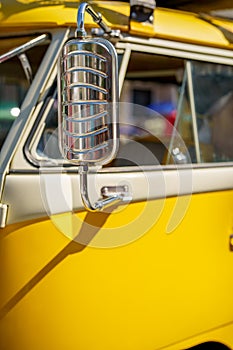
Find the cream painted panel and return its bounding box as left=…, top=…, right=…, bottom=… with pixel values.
left=2, top=165, right=233, bottom=225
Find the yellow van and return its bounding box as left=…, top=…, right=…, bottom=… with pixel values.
left=0, top=1, right=233, bottom=349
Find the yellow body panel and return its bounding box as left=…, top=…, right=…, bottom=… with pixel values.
left=0, top=1, right=129, bottom=31
left=0, top=2, right=233, bottom=349
left=1, top=190, right=233, bottom=350
left=0, top=1, right=233, bottom=49
left=130, top=8, right=232, bottom=47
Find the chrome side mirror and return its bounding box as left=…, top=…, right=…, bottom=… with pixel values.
left=58, top=36, right=118, bottom=166
left=58, top=3, right=129, bottom=211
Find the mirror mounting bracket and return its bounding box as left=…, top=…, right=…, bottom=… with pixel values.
left=0, top=203, right=8, bottom=228
left=76, top=2, right=112, bottom=38
left=79, top=165, right=130, bottom=212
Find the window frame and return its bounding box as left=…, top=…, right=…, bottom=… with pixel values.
left=24, top=35, right=233, bottom=171
left=0, top=28, right=70, bottom=195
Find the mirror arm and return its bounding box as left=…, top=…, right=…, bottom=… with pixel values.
left=79, top=165, right=126, bottom=212
left=76, top=2, right=112, bottom=38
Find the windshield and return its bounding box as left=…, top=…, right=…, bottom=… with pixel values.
left=0, top=35, right=49, bottom=152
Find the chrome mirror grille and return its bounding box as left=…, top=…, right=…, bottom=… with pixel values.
left=58, top=37, right=119, bottom=166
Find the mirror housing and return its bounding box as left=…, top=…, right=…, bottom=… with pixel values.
left=58, top=36, right=119, bottom=166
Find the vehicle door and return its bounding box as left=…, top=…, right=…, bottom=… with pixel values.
left=1, top=34, right=233, bottom=350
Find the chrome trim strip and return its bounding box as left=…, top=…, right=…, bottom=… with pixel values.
left=119, top=46, right=131, bottom=95
left=64, top=67, right=108, bottom=78
left=0, top=203, right=8, bottom=228
left=64, top=141, right=108, bottom=154
left=18, top=53, right=33, bottom=83
left=63, top=83, right=108, bottom=94
left=64, top=110, right=108, bottom=122
left=65, top=50, right=107, bottom=62
left=64, top=126, right=108, bottom=139
left=7, top=161, right=233, bottom=174
left=0, top=34, right=48, bottom=63
left=118, top=35, right=233, bottom=59
left=186, top=61, right=201, bottom=163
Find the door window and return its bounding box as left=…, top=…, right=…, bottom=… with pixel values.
left=34, top=51, right=185, bottom=166
left=0, top=35, right=49, bottom=152
left=31, top=49, right=233, bottom=167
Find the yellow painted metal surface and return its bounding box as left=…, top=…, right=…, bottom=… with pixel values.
left=0, top=1, right=233, bottom=49
left=0, top=1, right=129, bottom=31
left=0, top=190, right=233, bottom=350
left=152, top=9, right=232, bottom=47
left=130, top=8, right=232, bottom=47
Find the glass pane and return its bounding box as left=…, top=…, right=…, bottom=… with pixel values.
left=112, top=52, right=185, bottom=166
left=0, top=36, right=48, bottom=152
left=191, top=61, right=233, bottom=162
left=169, top=61, right=233, bottom=164
left=36, top=93, right=62, bottom=159
left=168, top=68, right=194, bottom=164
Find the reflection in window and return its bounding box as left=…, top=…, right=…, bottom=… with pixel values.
left=113, top=52, right=185, bottom=166
left=172, top=61, right=233, bottom=163
left=192, top=61, right=233, bottom=162
left=36, top=93, right=62, bottom=159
